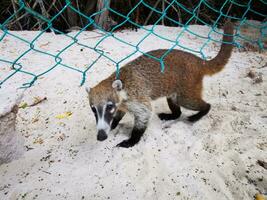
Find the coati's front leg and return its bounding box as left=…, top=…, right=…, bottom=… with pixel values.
left=158, top=96, right=181, bottom=120
left=111, top=110, right=125, bottom=130
left=117, top=101, right=151, bottom=148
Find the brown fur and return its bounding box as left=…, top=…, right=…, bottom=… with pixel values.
left=89, top=22, right=234, bottom=147
left=90, top=22, right=233, bottom=109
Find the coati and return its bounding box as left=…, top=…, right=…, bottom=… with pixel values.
left=87, top=21, right=234, bottom=148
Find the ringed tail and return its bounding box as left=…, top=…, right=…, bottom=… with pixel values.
left=204, top=21, right=234, bottom=75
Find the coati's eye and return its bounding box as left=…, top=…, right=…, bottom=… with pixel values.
left=106, top=104, right=113, bottom=110
left=106, top=102, right=115, bottom=113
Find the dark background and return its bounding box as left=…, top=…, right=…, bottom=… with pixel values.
left=0, top=0, right=266, bottom=32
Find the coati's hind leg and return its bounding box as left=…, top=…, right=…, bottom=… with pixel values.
left=117, top=101, right=151, bottom=148
left=158, top=96, right=181, bottom=120
left=183, top=99, right=210, bottom=122
left=111, top=110, right=125, bottom=130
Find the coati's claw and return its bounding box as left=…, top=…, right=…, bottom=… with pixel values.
left=116, top=140, right=134, bottom=148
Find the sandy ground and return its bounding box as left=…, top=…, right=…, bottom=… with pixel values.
left=0, top=25, right=267, bottom=200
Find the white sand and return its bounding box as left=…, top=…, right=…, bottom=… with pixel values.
left=0, top=25, right=267, bottom=200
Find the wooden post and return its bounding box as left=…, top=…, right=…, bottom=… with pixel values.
left=95, top=0, right=114, bottom=31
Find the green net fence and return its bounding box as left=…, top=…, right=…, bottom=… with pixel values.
left=0, top=0, right=266, bottom=89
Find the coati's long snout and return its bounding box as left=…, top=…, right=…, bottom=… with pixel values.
left=87, top=22, right=234, bottom=148
left=97, top=130, right=108, bottom=141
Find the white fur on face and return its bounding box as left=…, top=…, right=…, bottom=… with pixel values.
left=110, top=108, right=115, bottom=114
left=107, top=101, right=115, bottom=115
left=96, top=103, right=112, bottom=134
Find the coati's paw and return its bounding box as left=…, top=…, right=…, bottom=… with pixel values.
left=187, top=114, right=204, bottom=122
left=158, top=113, right=180, bottom=121
left=116, top=140, right=135, bottom=148
left=187, top=104, right=210, bottom=122
left=187, top=116, right=199, bottom=123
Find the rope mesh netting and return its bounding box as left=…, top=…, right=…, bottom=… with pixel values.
left=0, top=0, right=266, bottom=88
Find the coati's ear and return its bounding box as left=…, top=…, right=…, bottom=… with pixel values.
left=85, top=87, right=90, bottom=94
left=112, top=79, right=123, bottom=91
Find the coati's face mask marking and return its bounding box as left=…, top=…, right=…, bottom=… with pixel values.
left=87, top=79, right=123, bottom=142
left=90, top=101, right=117, bottom=141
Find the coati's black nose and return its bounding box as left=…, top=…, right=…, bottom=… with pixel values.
left=97, top=130, right=107, bottom=141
